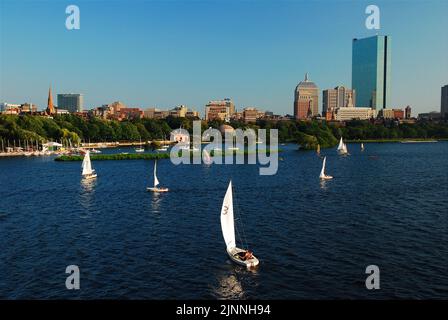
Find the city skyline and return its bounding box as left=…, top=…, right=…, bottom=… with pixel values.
left=1, top=0, right=447, bottom=115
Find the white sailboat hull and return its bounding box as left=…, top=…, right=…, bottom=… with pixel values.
left=147, top=187, right=169, bottom=192
left=227, top=247, right=259, bottom=269
left=83, top=172, right=97, bottom=180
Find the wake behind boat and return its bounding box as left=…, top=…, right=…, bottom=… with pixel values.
left=81, top=150, right=97, bottom=179
left=147, top=160, right=169, bottom=192
left=221, top=181, right=259, bottom=269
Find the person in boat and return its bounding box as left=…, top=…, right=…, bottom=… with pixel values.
left=238, top=250, right=254, bottom=261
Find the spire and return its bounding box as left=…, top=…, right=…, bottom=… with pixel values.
left=47, top=85, right=55, bottom=115
left=346, top=93, right=354, bottom=108
left=305, top=72, right=308, bottom=81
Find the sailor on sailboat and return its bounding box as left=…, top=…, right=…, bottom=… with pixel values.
left=82, top=150, right=97, bottom=179
left=147, top=160, right=169, bottom=192
left=220, top=181, right=259, bottom=269
left=319, top=156, right=333, bottom=180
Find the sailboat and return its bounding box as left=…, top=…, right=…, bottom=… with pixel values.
left=337, top=137, right=343, bottom=151
left=220, top=181, right=259, bottom=269
left=82, top=150, right=97, bottom=179
left=316, top=144, right=321, bottom=155
left=135, top=138, right=144, bottom=152
left=319, top=156, right=333, bottom=180
left=361, top=143, right=365, bottom=151
left=337, top=137, right=349, bottom=155
left=202, top=149, right=212, bottom=165
left=147, top=160, right=169, bottom=192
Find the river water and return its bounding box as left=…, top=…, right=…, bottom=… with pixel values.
left=0, top=142, right=447, bottom=299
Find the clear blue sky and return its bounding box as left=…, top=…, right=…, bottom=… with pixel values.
left=1, top=0, right=447, bottom=115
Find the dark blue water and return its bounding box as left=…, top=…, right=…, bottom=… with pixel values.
left=0, top=142, right=447, bottom=299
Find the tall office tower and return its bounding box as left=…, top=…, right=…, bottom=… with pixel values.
left=352, top=35, right=391, bottom=110
left=294, top=73, right=319, bottom=120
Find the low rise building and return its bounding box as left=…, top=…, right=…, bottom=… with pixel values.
left=205, top=98, right=235, bottom=121
left=333, top=107, right=376, bottom=121
left=242, top=107, right=259, bottom=123
left=378, top=108, right=404, bottom=119
left=418, top=111, right=442, bottom=120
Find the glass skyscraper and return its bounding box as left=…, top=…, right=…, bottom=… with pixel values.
left=352, top=35, right=391, bottom=110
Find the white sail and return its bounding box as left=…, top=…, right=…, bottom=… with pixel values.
left=153, top=160, right=160, bottom=187
left=319, top=156, right=326, bottom=179
left=82, top=150, right=93, bottom=175
left=203, top=149, right=211, bottom=165
left=342, top=143, right=348, bottom=154
left=221, top=181, right=236, bottom=250
left=337, top=137, right=344, bottom=151
left=361, top=143, right=364, bottom=150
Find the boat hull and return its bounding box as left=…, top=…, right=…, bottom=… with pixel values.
left=147, top=187, right=169, bottom=192
left=227, top=247, right=259, bottom=269
left=83, top=173, right=97, bottom=180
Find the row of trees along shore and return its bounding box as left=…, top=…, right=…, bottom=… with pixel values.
left=1, top=114, right=448, bottom=150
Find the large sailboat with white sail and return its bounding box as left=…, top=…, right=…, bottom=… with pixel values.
left=81, top=150, right=97, bottom=179
left=319, top=156, right=333, bottom=180
left=220, top=181, right=259, bottom=269
left=147, top=160, right=169, bottom=192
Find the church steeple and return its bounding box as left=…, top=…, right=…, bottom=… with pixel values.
left=46, top=86, right=55, bottom=115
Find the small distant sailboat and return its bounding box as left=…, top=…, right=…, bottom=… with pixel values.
left=82, top=150, right=97, bottom=179
left=319, top=156, right=333, bottom=180
left=147, top=160, right=169, bottom=192
left=361, top=143, right=365, bottom=151
left=337, top=137, right=349, bottom=155
left=135, top=139, right=145, bottom=153
left=156, top=145, right=169, bottom=152
left=202, top=149, right=212, bottom=165
left=316, top=144, right=321, bottom=155
left=220, top=181, right=259, bottom=269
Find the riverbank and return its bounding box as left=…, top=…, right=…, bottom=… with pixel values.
left=55, top=153, right=171, bottom=161
left=54, top=148, right=281, bottom=161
